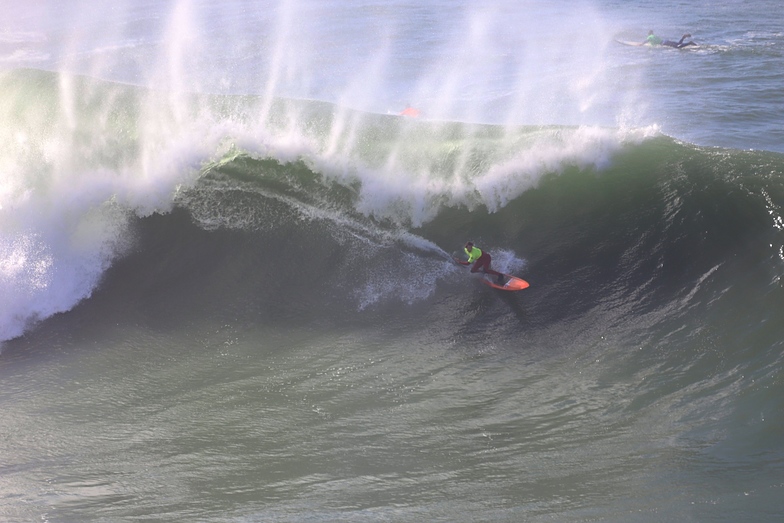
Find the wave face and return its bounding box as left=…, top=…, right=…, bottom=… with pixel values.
left=3, top=69, right=784, bottom=346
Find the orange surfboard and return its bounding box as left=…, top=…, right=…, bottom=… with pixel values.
left=454, top=258, right=529, bottom=291
left=481, top=273, right=530, bottom=291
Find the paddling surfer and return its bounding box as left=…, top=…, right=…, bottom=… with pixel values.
left=644, top=30, right=697, bottom=48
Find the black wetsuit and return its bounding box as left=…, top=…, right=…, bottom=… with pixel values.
left=662, top=35, right=697, bottom=48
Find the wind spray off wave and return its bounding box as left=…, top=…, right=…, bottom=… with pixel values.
left=0, top=0, right=661, bottom=343
left=0, top=55, right=661, bottom=343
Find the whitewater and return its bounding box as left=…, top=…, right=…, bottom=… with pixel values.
left=1, top=1, right=783, bottom=522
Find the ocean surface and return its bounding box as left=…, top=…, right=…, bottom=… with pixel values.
left=2, top=1, right=783, bottom=521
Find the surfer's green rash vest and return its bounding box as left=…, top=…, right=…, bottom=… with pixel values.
left=647, top=34, right=662, bottom=45
left=465, top=246, right=483, bottom=263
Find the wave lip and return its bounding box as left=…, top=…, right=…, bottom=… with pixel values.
left=0, top=202, right=130, bottom=343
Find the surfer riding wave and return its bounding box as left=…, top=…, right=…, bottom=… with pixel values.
left=457, top=242, right=505, bottom=284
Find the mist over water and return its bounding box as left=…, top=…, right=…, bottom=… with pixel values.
left=3, top=0, right=640, bottom=122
